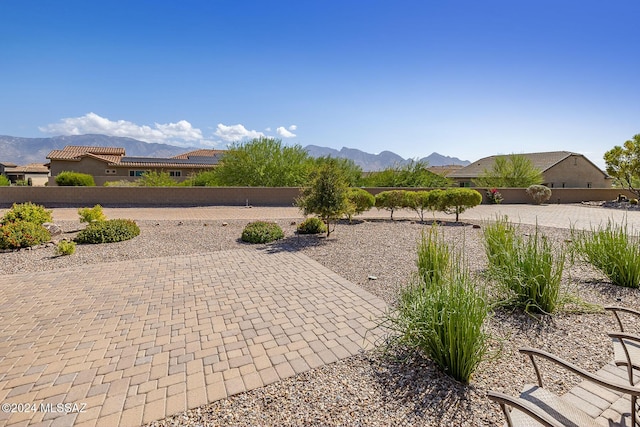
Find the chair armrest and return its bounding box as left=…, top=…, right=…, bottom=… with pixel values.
left=487, top=390, right=565, bottom=427
left=605, top=306, right=640, bottom=332
left=519, top=347, right=640, bottom=396
left=609, top=331, right=640, bottom=343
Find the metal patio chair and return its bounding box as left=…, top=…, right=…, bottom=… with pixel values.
left=488, top=347, right=640, bottom=427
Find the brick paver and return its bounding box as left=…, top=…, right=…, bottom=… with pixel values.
left=0, top=249, right=387, bottom=426
left=1, top=204, right=639, bottom=426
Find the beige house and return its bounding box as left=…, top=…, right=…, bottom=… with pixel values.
left=448, top=151, right=612, bottom=188
left=47, top=146, right=224, bottom=186
left=0, top=162, right=50, bottom=186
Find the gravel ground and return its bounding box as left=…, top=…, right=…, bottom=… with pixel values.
left=2, top=217, right=639, bottom=426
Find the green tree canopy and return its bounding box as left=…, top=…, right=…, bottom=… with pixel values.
left=472, top=154, right=543, bottom=188
left=362, top=160, right=452, bottom=187
left=310, top=156, right=363, bottom=187
left=604, top=134, right=640, bottom=197
left=214, top=137, right=311, bottom=186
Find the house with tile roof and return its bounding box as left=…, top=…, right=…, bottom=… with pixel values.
left=47, top=146, right=224, bottom=185
left=447, top=151, right=612, bottom=188
left=0, top=161, right=50, bottom=186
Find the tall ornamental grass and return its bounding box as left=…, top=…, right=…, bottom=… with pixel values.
left=385, top=225, right=490, bottom=384
left=391, top=264, right=490, bottom=384
left=571, top=221, right=640, bottom=289
left=415, top=224, right=450, bottom=287
left=484, top=216, right=564, bottom=314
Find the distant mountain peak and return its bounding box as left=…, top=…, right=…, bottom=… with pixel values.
left=303, top=145, right=469, bottom=171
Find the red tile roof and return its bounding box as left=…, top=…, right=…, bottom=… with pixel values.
left=47, top=146, right=126, bottom=160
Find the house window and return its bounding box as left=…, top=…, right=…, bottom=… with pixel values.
left=562, top=182, right=566, bottom=188
left=129, top=170, right=148, bottom=177
left=587, top=182, right=592, bottom=188
left=169, top=171, right=181, bottom=177
left=105, top=169, right=117, bottom=175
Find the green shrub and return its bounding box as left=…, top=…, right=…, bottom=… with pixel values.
left=15, top=179, right=28, bottom=186
left=1, top=202, right=53, bottom=225
left=375, top=190, right=409, bottom=220
left=241, top=221, right=284, bottom=243
left=55, top=171, right=96, bottom=186
left=416, top=224, right=450, bottom=286
left=571, top=221, right=640, bottom=288
left=485, top=217, right=564, bottom=314
left=0, top=175, right=10, bottom=186
left=297, top=217, right=327, bottom=235
left=78, top=205, right=106, bottom=223
left=0, top=221, right=51, bottom=249
left=181, top=170, right=219, bottom=186
left=386, top=254, right=490, bottom=384
left=56, top=240, right=76, bottom=256
left=345, top=188, right=375, bottom=222
left=526, top=184, right=552, bottom=205
left=75, top=219, right=140, bottom=244
left=136, top=170, right=178, bottom=186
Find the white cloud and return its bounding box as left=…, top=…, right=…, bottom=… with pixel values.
left=276, top=126, right=297, bottom=138
left=288, top=125, right=297, bottom=131
left=265, top=127, right=272, bottom=132
left=214, top=123, right=265, bottom=142
left=39, top=112, right=205, bottom=145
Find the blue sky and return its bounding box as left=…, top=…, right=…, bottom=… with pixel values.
left=1, top=1, right=639, bottom=168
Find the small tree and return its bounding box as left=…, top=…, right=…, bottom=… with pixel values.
left=375, top=190, right=408, bottom=220
left=0, top=175, right=9, bottom=186
left=604, top=134, right=640, bottom=198
left=345, top=188, right=375, bottom=222
left=296, top=161, right=349, bottom=237
left=437, top=189, right=482, bottom=222
left=526, top=185, right=552, bottom=205
left=473, top=154, right=543, bottom=188
left=405, top=190, right=432, bottom=222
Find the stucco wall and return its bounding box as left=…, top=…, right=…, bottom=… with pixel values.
left=0, top=186, right=636, bottom=208
left=543, top=155, right=611, bottom=188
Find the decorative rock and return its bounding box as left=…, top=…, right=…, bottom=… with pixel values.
left=222, top=222, right=229, bottom=227
left=472, top=224, right=481, bottom=229
left=367, top=275, right=377, bottom=280
left=43, top=222, right=63, bottom=236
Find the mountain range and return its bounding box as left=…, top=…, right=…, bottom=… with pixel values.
left=0, top=134, right=470, bottom=171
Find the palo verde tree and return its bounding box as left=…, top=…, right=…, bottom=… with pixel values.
left=473, top=154, right=543, bottom=188
left=604, top=134, right=640, bottom=197
left=214, top=137, right=311, bottom=186
left=296, top=159, right=350, bottom=237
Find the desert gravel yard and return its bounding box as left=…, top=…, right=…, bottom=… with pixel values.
left=2, top=216, right=639, bottom=426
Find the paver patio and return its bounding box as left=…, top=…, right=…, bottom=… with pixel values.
left=0, top=249, right=387, bottom=426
